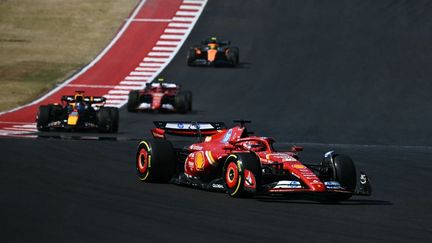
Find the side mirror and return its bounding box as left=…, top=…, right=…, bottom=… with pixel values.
left=291, top=145, right=303, bottom=152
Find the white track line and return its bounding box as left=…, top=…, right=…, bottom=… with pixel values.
left=156, top=40, right=180, bottom=46
left=176, top=11, right=198, bottom=16
left=172, top=17, right=195, bottom=22
left=139, top=62, right=163, bottom=67
left=103, top=95, right=128, bottom=99
left=143, top=57, right=169, bottom=62
left=119, top=81, right=147, bottom=85
left=109, top=90, right=130, bottom=94
left=135, top=67, right=160, bottom=71
left=114, top=85, right=141, bottom=90
left=147, top=52, right=173, bottom=57
left=125, top=76, right=150, bottom=81
left=130, top=71, right=156, bottom=75
left=180, top=5, right=201, bottom=10
left=3, top=127, right=37, bottom=132
left=165, top=28, right=188, bottom=34
left=160, top=34, right=184, bottom=40
left=183, top=0, right=204, bottom=4
left=152, top=46, right=177, bottom=51
left=168, top=22, right=191, bottom=28
left=12, top=124, right=36, bottom=128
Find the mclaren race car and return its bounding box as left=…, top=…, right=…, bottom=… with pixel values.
left=135, top=121, right=372, bottom=201
left=36, top=91, right=119, bottom=133
left=127, top=78, right=192, bottom=113
left=187, top=37, right=239, bottom=67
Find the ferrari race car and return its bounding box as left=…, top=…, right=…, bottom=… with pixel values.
left=36, top=91, right=119, bottom=133
left=135, top=121, right=372, bottom=201
left=187, top=37, right=239, bottom=67
left=127, top=78, right=192, bottom=113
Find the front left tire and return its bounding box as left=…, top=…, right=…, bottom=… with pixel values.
left=223, top=152, right=262, bottom=198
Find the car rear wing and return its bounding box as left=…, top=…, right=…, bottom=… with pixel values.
left=151, top=121, right=226, bottom=139
left=61, top=95, right=106, bottom=104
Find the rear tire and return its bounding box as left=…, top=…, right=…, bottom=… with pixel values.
left=127, top=90, right=140, bottom=112
left=136, top=139, right=177, bottom=182
left=108, top=107, right=119, bottom=133
left=227, top=47, right=239, bottom=66
left=175, top=91, right=189, bottom=113
left=223, top=152, right=261, bottom=198
left=187, top=48, right=197, bottom=66
left=36, top=105, right=51, bottom=131
left=183, top=91, right=192, bottom=111
left=98, top=107, right=112, bottom=132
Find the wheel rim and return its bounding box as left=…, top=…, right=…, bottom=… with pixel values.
left=137, top=148, right=148, bottom=173
left=225, top=162, right=239, bottom=188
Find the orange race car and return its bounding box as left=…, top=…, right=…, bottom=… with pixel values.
left=187, top=37, right=239, bottom=67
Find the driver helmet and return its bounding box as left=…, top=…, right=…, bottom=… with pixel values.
left=242, top=141, right=265, bottom=152
left=208, top=37, right=218, bottom=49
left=75, top=102, right=85, bottom=113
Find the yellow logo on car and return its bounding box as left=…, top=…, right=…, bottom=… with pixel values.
left=195, top=151, right=205, bottom=171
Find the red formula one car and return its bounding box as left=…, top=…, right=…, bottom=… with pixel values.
left=187, top=37, right=239, bottom=67
left=127, top=78, right=192, bottom=113
left=135, top=121, right=372, bottom=201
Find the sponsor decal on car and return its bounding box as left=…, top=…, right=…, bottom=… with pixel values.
left=189, top=144, right=203, bottom=150
left=212, top=184, right=224, bottom=189
left=222, top=129, right=232, bottom=143
left=273, top=180, right=302, bottom=189
left=177, top=122, right=184, bottom=129
left=292, top=164, right=306, bottom=169
left=324, top=181, right=343, bottom=189
left=195, top=151, right=205, bottom=171
left=266, top=153, right=297, bottom=162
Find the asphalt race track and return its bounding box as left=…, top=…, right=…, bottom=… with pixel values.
left=2, top=0, right=432, bottom=242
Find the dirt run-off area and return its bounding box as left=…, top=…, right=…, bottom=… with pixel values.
left=0, top=0, right=138, bottom=112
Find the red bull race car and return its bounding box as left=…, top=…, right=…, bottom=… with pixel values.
left=127, top=78, right=192, bottom=113
left=187, top=37, right=239, bottom=67
left=36, top=91, right=119, bottom=133
left=135, top=120, right=372, bottom=201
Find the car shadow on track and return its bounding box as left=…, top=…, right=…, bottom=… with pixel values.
left=255, top=198, right=393, bottom=206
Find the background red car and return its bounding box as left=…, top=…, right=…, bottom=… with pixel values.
left=127, top=78, right=192, bottom=113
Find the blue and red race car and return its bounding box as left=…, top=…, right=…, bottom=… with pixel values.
left=135, top=121, right=372, bottom=201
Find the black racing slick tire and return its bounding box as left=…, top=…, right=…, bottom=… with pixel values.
left=323, top=154, right=357, bottom=202
left=187, top=48, right=196, bottom=66
left=223, top=152, right=262, bottom=198
left=98, top=107, right=113, bottom=133
left=36, top=105, right=51, bottom=131
left=174, top=91, right=189, bottom=113
left=108, top=107, right=119, bottom=133
left=183, top=90, right=192, bottom=111
left=127, top=90, right=140, bottom=112
left=227, top=47, right=239, bottom=66
left=136, top=139, right=177, bottom=182
left=333, top=155, right=357, bottom=192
